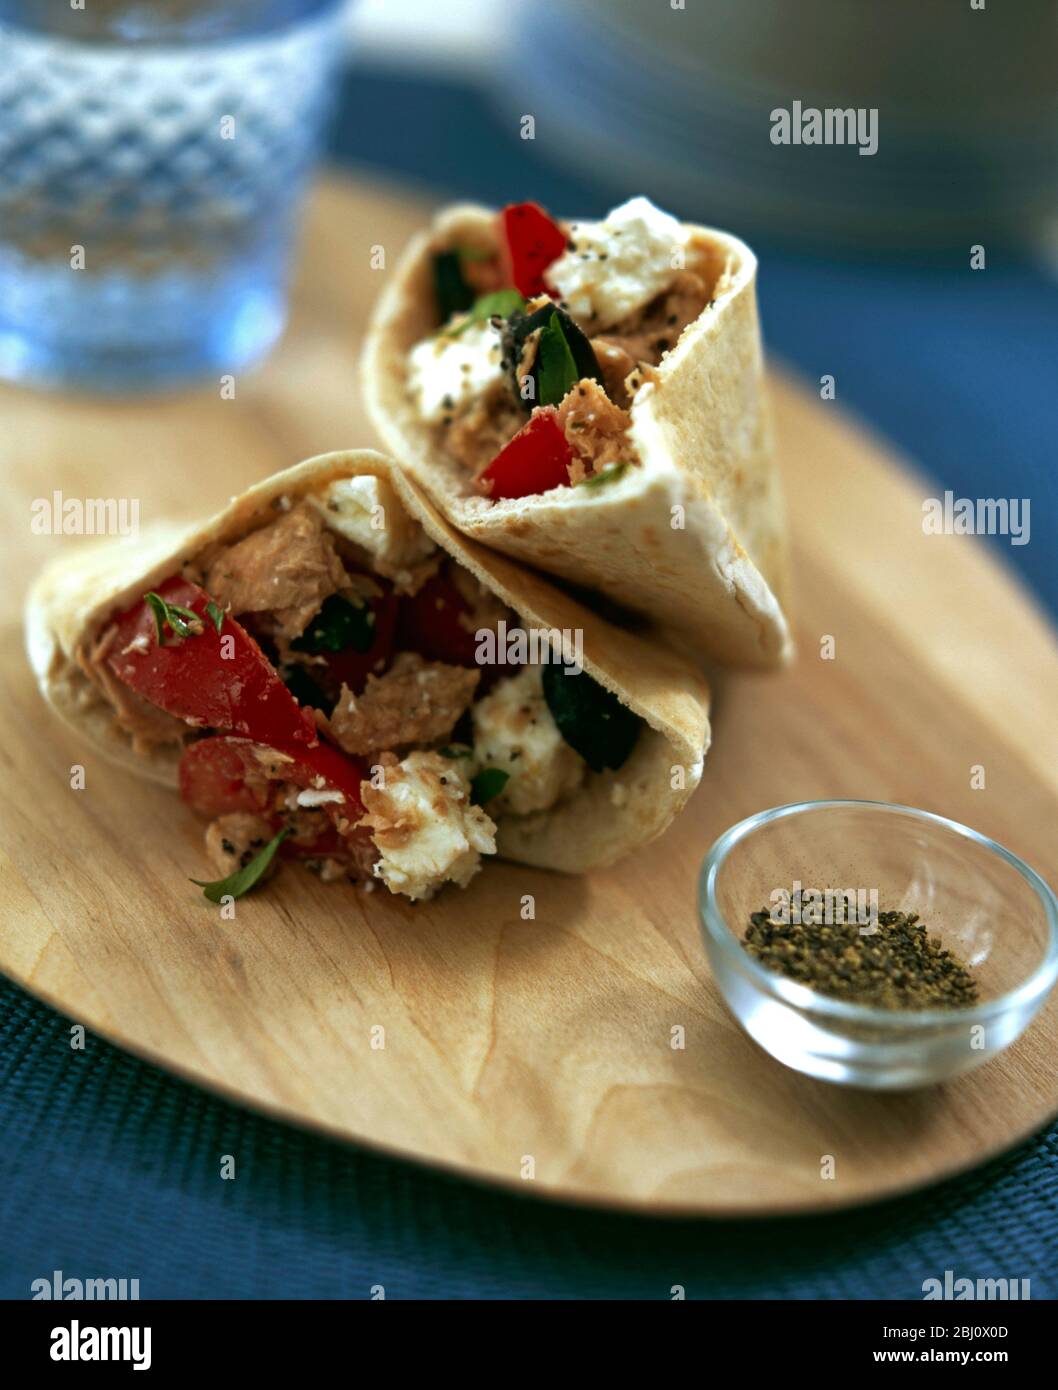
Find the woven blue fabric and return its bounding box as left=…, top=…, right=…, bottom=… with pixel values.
left=3, top=65, right=1057, bottom=1299
left=2, top=976, right=1056, bottom=1299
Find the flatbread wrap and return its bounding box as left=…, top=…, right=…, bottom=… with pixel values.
left=26, top=451, right=711, bottom=902
left=362, top=196, right=792, bottom=669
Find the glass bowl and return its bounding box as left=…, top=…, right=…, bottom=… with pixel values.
left=699, top=801, right=1058, bottom=1089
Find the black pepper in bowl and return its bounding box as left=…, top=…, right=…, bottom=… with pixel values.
left=742, top=907, right=979, bottom=1010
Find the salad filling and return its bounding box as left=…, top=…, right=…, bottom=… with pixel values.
left=79, top=474, right=643, bottom=902
left=406, top=196, right=721, bottom=498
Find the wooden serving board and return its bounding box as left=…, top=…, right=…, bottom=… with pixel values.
left=2, top=178, right=1057, bottom=1216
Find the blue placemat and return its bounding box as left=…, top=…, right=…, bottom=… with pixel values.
left=3, top=62, right=1057, bottom=1299
left=2, top=976, right=1056, bottom=1299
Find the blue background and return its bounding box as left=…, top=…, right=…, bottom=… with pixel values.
left=2, top=64, right=1056, bottom=1300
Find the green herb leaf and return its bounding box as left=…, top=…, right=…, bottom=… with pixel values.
left=500, top=303, right=603, bottom=408
left=205, top=600, right=225, bottom=634
left=143, top=591, right=167, bottom=645
left=541, top=663, right=641, bottom=774
left=191, top=828, right=290, bottom=904
left=445, top=289, right=526, bottom=337
left=470, top=767, right=510, bottom=805
left=453, top=244, right=496, bottom=263
left=536, top=313, right=580, bottom=407
left=291, top=594, right=375, bottom=655
left=578, top=461, right=629, bottom=490
left=438, top=744, right=474, bottom=760
left=143, top=590, right=204, bottom=645
left=433, top=250, right=475, bottom=323
left=281, top=663, right=333, bottom=714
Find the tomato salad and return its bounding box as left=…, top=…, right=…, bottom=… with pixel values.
left=405, top=196, right=718, bottom=500
left=86, top=474, right=642, bottom=902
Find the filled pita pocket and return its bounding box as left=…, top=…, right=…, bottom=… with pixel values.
left=26, top=451, right=710, bottom=903
left=362, top=196, right=792, bottom=669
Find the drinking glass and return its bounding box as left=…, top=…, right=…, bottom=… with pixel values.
left=0, top=0, right=347, bottom=392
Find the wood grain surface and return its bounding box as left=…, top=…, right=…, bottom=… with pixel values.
left=2, top=177, right=1057, bottom=1216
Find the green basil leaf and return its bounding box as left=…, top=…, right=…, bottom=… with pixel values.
left=541, top=663, right=641, bottom=774
left=281, top=664, right=333, bottom=714
left=143, top=591, right=168, bottom=645
left=536, top=313, right=579, bottom=407
left=191, top=828, right=290, bottom=904
left=205, top=600, right=226, bottom=633
left=453, top=245, right=495, bottom=263
left=501, top=303, right=603, bottom=408
left=143, top=591, right=204, bottom=645
left=433, top=250, right=475, bottom=323
left=470, top=767, right=510, bottom=805
left=578, top=461, right=629, bottom=490
left=292, top=595, right=375, bottom=655
left=165, top=602, right=201, bottom=638
left=444, top=289, right=526, bottom=337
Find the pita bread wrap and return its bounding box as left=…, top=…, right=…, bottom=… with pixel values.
left=362, top=200, right=792, bottom=670
left=25, top=450, right=710, bottom=877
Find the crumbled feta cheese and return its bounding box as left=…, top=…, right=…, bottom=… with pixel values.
left=360, top=750, right=496, bottom=902
left=544, top=196, right=690, bottom=331
left=310, top=474, right=436, bottom=571
left=406, top=321, right=504, bottom=423
left=295, top=788, right=346, bottom=808
left=471, top=664, right=585, bottom=817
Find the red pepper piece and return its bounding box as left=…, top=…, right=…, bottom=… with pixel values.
left=396, top=571, right=515, bottom=691
left=176, top=736, right=270, bottom=819
left=501, top=201, right=567, bottom=298
left=396, top=570, right=481, bottom=668
left=179, top=735, right=367, bottom=826
left=179, top=736, right=371, bottom=867
left=105, top=577, right=317, bottom=747
left=478, top=407, right=576, bottom=501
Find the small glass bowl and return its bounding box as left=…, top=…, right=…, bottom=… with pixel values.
left=699, top=801, right=1058, bottom=1089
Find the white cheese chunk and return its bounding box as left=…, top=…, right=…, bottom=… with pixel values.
left=544, top=196, right=690, bottom=332
left=471, top=664, right=585, bottom=817
left=364, top=750, right=496, bottom=902
left=310, top=474, right=435, bottom=571
left=406, top=320, right=505, bottom=423
left=295, top=788, right=346, bottom=808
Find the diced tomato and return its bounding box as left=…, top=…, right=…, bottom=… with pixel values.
left=396, top=570, right=516, bottom=690
left=478, top=407, right=576, bottom=501
left=176, top=736, right=271, bottom=819
left=319, top=586, right=398, bottom=697
left=396, top=570, right=481, bottom=668
left=179, top=735, right=367, bottom=826
left=106, top=577, right=317, bottom=747
left=179, top=736, right=372, bottom=868
left=501, top=201, right=567, bottom=299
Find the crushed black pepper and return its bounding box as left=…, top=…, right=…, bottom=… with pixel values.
left=742, top=906, right=980, bottom=1010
